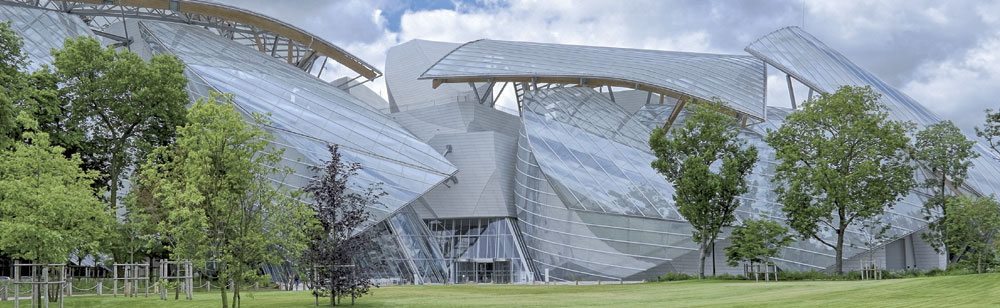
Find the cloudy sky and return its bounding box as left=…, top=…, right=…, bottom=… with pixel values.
left=213, top=0, right=1000, bottom=133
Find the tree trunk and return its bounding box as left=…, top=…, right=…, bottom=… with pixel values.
left=220, top=280, right=228, bottom=308
left=231, top=282, right=239, bottom=308
left=835, top=230, right=845, bottom=275
left=697, top=238, right=708, bottom=279
left=330, top=283, right=336, bottom=306
left=941, top=175, right=951, bottom=263
left=109, top=158, right=120, bottom=215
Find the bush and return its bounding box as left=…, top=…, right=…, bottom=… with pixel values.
left=658, top=272, right=694, bottom=281
left=658, top=266, right=975, bottom=283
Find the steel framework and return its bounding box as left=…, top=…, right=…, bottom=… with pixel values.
left=0, top=0, right=382, bottom=80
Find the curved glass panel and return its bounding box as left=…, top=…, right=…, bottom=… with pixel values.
left=420, top=39, right=767, bottom=120
left=139, top=21, right=457, bottom=227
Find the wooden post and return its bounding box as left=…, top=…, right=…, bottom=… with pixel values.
left=13, top=264, right=18, bottom=308
left=97, top=281, right=102, bottom=296
left=43, top=265, right=49, bottom=308
left=113, top=266, right=117, bottom=297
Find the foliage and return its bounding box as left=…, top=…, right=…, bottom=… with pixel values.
left=138, top=93, right=316, bottom=308
left=0, top=21, right=26, bottom=149
left=0, top=113, right=112, bottom=263
left=302, top=145, right=386, bottom=306
left=649, top=101, right=758, bottom=279
left=724, top=219, right=793, bottom=267
left=976, top=109, right=1000, bottom=158
left=944, top=196, right=1000, bottom=274
left=0, top=21, right=64, bottom=153
left=49, top=36, right=188, bottom=214
left=914, top=120, right=978, bottom=262
left=765, top=85, right=915, bottom=275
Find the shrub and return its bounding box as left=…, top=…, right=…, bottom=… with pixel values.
left=658, top=272, right=694, bottom=281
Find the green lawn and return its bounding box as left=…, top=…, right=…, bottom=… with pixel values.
left=3, top=273, right=998, bottom=307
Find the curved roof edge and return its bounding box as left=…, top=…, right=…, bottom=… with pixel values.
left=418, top=39, right=768, bottom=122
left=0, top=0, right=382, bottom=80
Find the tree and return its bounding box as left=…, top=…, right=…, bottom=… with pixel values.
left=0, top=21, right=81, bottom=157
left=0, top=112, right=113, bottom=305
left=50, top=36, right=188, bottom=213
left=913, top=121, right=978, bottom=262
left=724, top=219, right=793, bottom=269
left=650, top=101, right=758, bottom=279
left=977, top=109, right=1000, bottom=157
left=766, top=85, right=915, bottom=275
left=139, top=93, right=315, bottom=308
left=302, top=145, right=386, bottom=306
left=0, top=21, right=26, bottom=149
left=945, top=196, right=1000, bottom=274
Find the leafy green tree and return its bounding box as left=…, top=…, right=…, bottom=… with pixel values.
left=0, top=112, right=112, bottom=265
left=724, top=219, right=793, bottom=269
left=139, top=93, right=315, bottom=308
left=913, top=120, right=978, bottom=262
left=977, top=109, right=1000, bottom=157
left=945, top=196, right=1000, bottom=274
left=765, top=85, right=915, bottom=275
left=50, top=36, right=188, bottom=213
left=650, top=102, right=758, bottom=279
left=0, top=21, right=26, bottom=149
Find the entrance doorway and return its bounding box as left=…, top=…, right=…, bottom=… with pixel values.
left=455, top=259, right=511, bottom=284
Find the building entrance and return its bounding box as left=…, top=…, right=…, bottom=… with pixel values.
left=455, top=259, right=511, bottom=284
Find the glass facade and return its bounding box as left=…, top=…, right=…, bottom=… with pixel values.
left=515, top=87, right=933, bottom=280
left=515, top=88, right=700, bottom=280
left=426, top=218, right=533, bottom=283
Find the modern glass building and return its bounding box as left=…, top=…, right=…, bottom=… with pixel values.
left=4, top=0, right=997, bottom=283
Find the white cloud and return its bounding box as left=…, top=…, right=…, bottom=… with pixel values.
left=903, top=33, right=1000, bottom=133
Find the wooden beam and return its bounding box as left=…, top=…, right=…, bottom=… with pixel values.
left=664, top=98, right=687, bottom=130
left=252, top=31, right=265, bottom=52
left=287, top=39, right=293, bottom=64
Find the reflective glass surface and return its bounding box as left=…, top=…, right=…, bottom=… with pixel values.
left=426, top=217, right=533, bottom=283
left=420, top=39, right=768, bottom=120
left=388, top=206, right=449, bottom=284
left=139, top=21, right=457, bottom=227
left=521, top=87, right=681, bottom=220
left=0, top=5, right=94, bottom=72
left=515, top=87, right=932, bottom=280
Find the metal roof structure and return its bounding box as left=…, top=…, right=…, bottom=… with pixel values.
left=0, top=0, right=381, bottom=80
left=419, top=39, right=768, bottom=122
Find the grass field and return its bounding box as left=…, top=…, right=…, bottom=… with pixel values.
left=2, top=273, right=998, bottom=307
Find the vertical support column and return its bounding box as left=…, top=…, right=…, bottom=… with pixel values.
left=786, top=74, right=797, bottom=109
